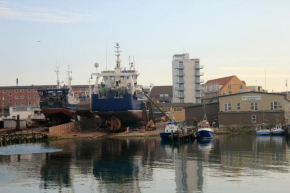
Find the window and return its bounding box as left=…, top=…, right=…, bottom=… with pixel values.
left=3, top=102, right=6, bottom=106
left=251, top=103, right=258, bottom=111
left=14, top=89, right=18, bottom=93
left=237, top=103, right=241, bottom=110
left=224, top=103, right=232, bottom=111
left=28, top=95, right=31, bottom=99
left=223, top=91, right=226, bottom=96
left=270, top=102, right=282, bottom=110
left=228, top=85, right=231, bottom=89
left=229, top=91, right=232, bottom=95
left=20, top=95, right=24, bottom=99
left=21, top=102, right=24, bottom=106
left=28, top=102, right=31, bottom=105
left=174, top=108, right=182, bottom=111
left=251, top=115, right=256, bottom=123
left=15, top=102, right=18, bottom=106
left=240, top=85, right=243, bottom=89
left=27, top=89, right=31, bottom=92
left=9, top=93, right=12, bottom=96
left=33, top=95, right=37, bottom=99
left=15, top=96, right=18, bottom=99
left=33, top=89, right=37, bottom=92
left=33, top=102, right=36, bottom=105
left=3, top=96, right=7, bottom=100
left=3, top=89, right=6, bottom=93
left=180, top=99, right=184, bottom=103
left=20, top=89, right=24, bottom=93
left=9, top=99, right=12, bottom=103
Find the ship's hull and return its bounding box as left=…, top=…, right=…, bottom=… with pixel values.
left=91, top=93, right=148, bottom=125
left=96, top=111, right=144, bottom=125
left=196, top=129, right=214, bottom=139
left=41, top=108, right=75, bottom=125
left=256, top=129, right=271, bottom=136
left=160, top=132, right=178, bottom=140
left=270, top=129, right=284, bottom=135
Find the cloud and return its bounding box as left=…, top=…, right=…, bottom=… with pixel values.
left=0, top=1, right=95, bottom=23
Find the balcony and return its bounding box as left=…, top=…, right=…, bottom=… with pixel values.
left=175, top=79, right=184, bottom=84
left=175, top=65, right=184, bottom=69
left=175, top=87, right=184, bottom=91
left=176, top=94, right=185, bottom=99
left=195, top=64, right=204, bottom=69
left=175, top=72, right=184, bottom=76
left=195, top=85, right=201, bottom=91
left=195, top=72, right=204, bottom=76
left=195, top=79, right=204, bottom=84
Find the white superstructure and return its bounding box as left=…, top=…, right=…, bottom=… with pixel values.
left=172, top=53, right=203, bottom=103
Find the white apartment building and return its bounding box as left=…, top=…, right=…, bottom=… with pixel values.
left=172, top=53, right=203, bottom=103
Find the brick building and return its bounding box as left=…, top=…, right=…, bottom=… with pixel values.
left=0, top=85, right=91, bottom=110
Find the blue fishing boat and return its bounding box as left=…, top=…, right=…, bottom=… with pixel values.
left=270, top=124, right=284, bottom=135
left=159, top=121, right=188, bottom=140
left=196, top=116, right=214, bottom=139
left=256, top=123, right=271, bottom=136
left=91, top=43, right=149, bottom=131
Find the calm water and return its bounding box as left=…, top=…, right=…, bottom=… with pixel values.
left=0, top=136, right=290, bottom=193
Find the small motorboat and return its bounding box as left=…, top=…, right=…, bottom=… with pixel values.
left=270, top=124, right=284, bottom=135
left=256, top=123, right=270, bottom=136
left=159, top=121, right=187, bottom=140
left=196, top=116, right=214, bottom=139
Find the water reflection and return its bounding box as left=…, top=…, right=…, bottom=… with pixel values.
left=0, top=135, right=289, bottom=192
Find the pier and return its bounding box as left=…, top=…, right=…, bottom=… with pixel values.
left=0, top=132, right=47, bottom=146
left=169, top=130, right=196, bottom=142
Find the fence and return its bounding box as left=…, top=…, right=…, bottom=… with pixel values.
left=49, top=122, right=75, bottom=136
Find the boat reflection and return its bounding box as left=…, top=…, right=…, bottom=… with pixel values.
left=0, top=135, right=289, bottom=192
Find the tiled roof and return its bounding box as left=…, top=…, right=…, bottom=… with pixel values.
left=203, top=75, right=235, bottom=86
left=149, top=86, right=173, bottom=97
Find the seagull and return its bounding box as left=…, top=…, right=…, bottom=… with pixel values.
left=38, top=41, right=41, bottom=42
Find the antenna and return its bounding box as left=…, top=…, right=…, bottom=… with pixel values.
left=129, top=56, right=131, bottom=69
left=106, top=40, right=108, bottom=70
left=55, top=66, right=60, bottom=89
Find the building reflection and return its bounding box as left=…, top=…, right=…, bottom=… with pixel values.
left=0, top=135, right=289, bottom=192
left=161, top=139, right=214, bottom=192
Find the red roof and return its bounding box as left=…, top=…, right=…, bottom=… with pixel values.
left=204, top=75, right=236, bottom=86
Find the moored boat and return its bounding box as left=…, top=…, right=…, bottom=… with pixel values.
left=196, top=118, right=214, bottom=139
left=270, top=124, right=284, bottom=135
left=91, top=43, right=149, bottom=131
left=159, top=121, right=188, bottom=140
left=38, top=66, right=84, bottom=125
left=256, top=123, right=271, bottom=136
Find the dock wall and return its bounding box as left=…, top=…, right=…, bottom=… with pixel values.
left=49, top=122, right=75, bottom=136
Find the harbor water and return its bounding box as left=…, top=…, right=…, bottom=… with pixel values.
left=0, top=136, right=290, bottom=193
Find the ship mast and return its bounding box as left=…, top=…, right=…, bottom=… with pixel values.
left=67, top=65, right=72, bottom=91
left=55, top=66, right=60, bottom=89
left=115, top=43, right=121, bottom=68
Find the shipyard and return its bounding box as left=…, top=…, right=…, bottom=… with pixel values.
left=1, top=1, right=290, bottom=192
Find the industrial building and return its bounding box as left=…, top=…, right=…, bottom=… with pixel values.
left=218, top=92, right=290, bottom=128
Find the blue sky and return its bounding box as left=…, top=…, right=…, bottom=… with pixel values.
left=0, top=0, right=289, bottom=91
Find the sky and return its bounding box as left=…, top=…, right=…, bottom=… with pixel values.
left=0, top=0, right=289, bottom=92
